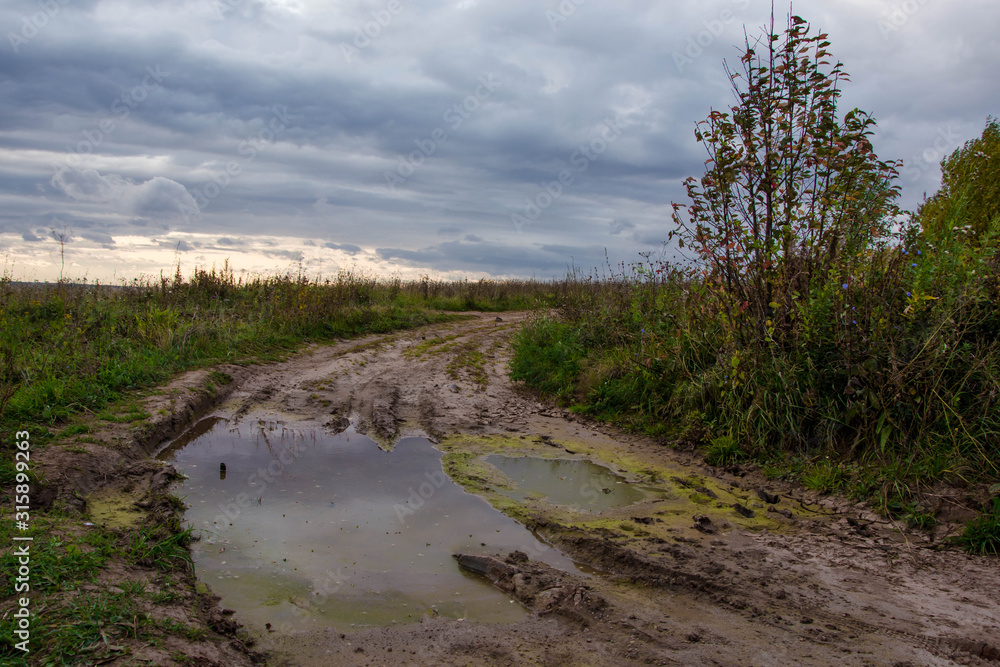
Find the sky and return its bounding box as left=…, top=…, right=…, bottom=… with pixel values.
left=1, top=0, right=998, bottom=282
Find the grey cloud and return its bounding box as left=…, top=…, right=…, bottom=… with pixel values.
left=48, top=168, right=196, bottom=222
left=1, top=0, right=997, bottom=278
left=324, top=242, right=362, bottom=255
left=79, top=230, right=116, bottom=247
left=128, top=177, right=197, bottom=218
left=262, top=249, right=304, bottom=262
left=610, top=218, right=636, bottom=235
left=377, top=239, right=607, bottom=277
left=51, top=169, right=123, bottom=203
left=632, top=230, right=668, bottom=247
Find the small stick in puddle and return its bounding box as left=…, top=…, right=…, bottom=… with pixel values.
left=220, top=462, right=227, bottom=480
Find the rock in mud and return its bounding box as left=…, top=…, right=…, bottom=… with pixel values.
left=693, top=515, right=717, bottom=534
left=453, top=552, right=608, bottom=622
left=846, top=516, right=872, bottom=536
left=757, top=488, right=781, bottom=505
left=326, top=415, right=351, bottom=433
left=733, top=503, right=755, bottom=518
left=453, top=554, right=518, bottom=582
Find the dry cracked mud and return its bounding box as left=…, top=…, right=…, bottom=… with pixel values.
left=30, top=312, right=1000, bottom=666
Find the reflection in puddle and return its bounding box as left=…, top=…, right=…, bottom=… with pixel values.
left=485, top=455, right=658, bottom=512
left=161, top=418, right=581, bottom=632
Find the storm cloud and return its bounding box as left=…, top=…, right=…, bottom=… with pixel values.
left=2, top=0, right=998, bottom=280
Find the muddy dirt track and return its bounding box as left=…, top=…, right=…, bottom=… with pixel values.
left=36, top=312, right=1000, bottom=666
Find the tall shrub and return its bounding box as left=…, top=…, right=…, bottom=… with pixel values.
left=671, top=11, right=902, bottom=344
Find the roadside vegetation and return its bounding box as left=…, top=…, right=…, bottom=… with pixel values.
left=511, top=15, right=1000, bottom=553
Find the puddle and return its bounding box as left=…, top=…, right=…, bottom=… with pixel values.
left=160, top=418, right=582, bottom=632
left=484, top=455, right=659, bottom=512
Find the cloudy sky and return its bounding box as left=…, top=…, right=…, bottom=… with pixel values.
left=1, top=0, right=998, bottom=282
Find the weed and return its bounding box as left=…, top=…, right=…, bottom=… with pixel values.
left=126, top=527, right=193, bottom=571
left=801, top=460, right=848, bottom=495
left=704, top=436, right=745, bottom=467
left=208, top=371, right=232, bottom=386
left=59, top=423, right=92, bottom=437
left=954, top=499, right=1000, bottom=556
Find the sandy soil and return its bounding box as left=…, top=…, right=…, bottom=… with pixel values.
left=33, top=312, right=1000, bottom=666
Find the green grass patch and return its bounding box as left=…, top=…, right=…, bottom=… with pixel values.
left=954, top=499, right=1000, bottom=556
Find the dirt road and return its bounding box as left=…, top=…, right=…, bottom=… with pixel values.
left=39, top=312, right=1000, bottom=665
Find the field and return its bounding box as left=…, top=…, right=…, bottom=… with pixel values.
left=2, top=14, right=999, bottom=666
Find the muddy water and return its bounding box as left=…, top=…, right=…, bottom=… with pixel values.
left=485, top=454, right=658, bottom=512
left=160, top=418, right=581, bottom=632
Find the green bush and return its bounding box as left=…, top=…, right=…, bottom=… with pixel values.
left=509, top=317, right=587, bottom=399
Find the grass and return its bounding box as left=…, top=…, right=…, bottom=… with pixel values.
left=703, top=435, right=745, bottom=467
left=0, top=520, right=115, bottom=598
left=0, top=513, right=231, bottom=663
left=0, top=518, right=132, bottom=664
left=953, top=499, right=1000, bottom=555
left=126, top=526, right=194, bottom=571
left=509, top=237, right=1000, bottom=552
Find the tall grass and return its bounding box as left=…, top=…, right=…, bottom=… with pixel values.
left=511, top=227, right=1000, bottom=530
